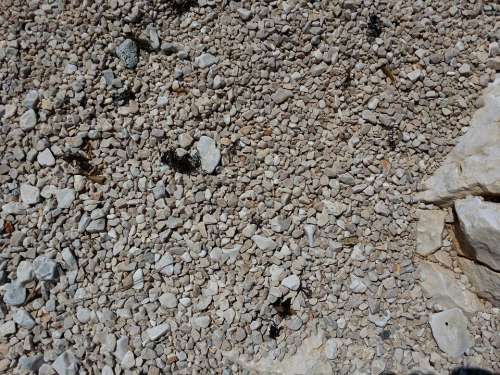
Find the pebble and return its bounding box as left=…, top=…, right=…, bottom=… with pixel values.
left=37, top=148, right=55, bottom=167
left=197, top=136, right=221, bottom=174
left=19, top=355, right=44, bottom=373
left=159, top=292, right=178, bottom=308
left=116, top=39, right=138, bottom=69
left=287, top=317, right=303, bottom=331
left=192, top=315, right=211, bottom=329
left=350, top=275, right=367, bottom=293
left=20, top=184, right=40, bottom=205
left=19, top=109, right=37, bottom=131
left=195, top=53, right=218, bottom=68
left=0, top=321, right=16, bottom=337
left=281, top=274, right=300, bottom=290
left=271, top=88, right=293, bottom=104
left=55, top=188, right=76, bottom=209
left=16, top=261, right=34, bottom=284
left=251, top=235, right=277, bottom=251
left=33, top=256, right=58, bottom=281
left=3, top=281, right=27, bottom=306
left=13, top=309, right=36, bottom=329
left=145, top=323, right=170, bottom=341
left=52, top=351, right=79, bottom=375
left=23, top=90, right=39, bottom=109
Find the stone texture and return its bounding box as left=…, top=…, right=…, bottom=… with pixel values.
left=20, top=184, right=40, bottom=205
left=419, top=261, right=482, bottom=314
left=430, top=308, right=473, bottom=357
left=116, top=39, right=138, bottom=69
left=416, top=209, right=447, bottom=256
left=455, top=197, right=500, bottom=271
left=459, top=257, right=500, bottom=307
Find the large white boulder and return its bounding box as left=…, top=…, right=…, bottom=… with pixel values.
left=416, top=74, right=500, bottom=205
left=455, top=197, right=500, bottom=271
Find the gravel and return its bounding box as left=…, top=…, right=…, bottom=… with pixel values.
left=0, top=1, right=499, bottom=374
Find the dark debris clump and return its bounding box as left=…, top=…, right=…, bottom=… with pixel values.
left=161, top=149, right=200, bottom=174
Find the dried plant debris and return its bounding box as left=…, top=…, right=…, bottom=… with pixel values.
left=161, top=149, right=200, bottom=174
left=341, top=65, right=353, bottom=89
left=112, top=88, right=136, bottom=105
left=271, top=296, right=294, bottom=318
left=381, top=64, right=396, bottom=83
left=368, top=14, right=382, bottom=38
left=62, top=152, right=93, bottom=175
left=167, top=0, right=197, bottom=14
left=124, top=32, right=153, bottom=52
left=3, top=221, right=14, bottom=234
left=269, top=323, right=281, bottom=339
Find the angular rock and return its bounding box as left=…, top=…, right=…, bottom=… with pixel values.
left=192, top=315, right=211, bottom=329
left=159, top=292, right=177, bottom=308
left=430, top=308, right=473, bottom=357
left=416, top=209, right=447, bottom=256
left=281, top=274, right=300, bottom=290
left=3, top=281, right=27, bottom=306
left=195, top=53, right=218, bottom=68
left=17, top=260, right=34, bottom=284
left=33, top=256, right=58, bottom=281
left=145, top=323, right=170, bottom=341
left=55, top=188, right=75, bottom=209
left=146, top=24, right=160, bottom=50
left=350, top=275, right=367, bottom=293
left=197, top=136, right=220, bottom=174
left=23, top=90, right=39, bottom=109
left=416, top=77, right=500, bottom=205
left=86, top=219, right=106, bottom=233
left=19, top=355, right=44, bottom=373
left=271, top=88, right=293, bottom=104
left=20, top=109, right=37, bottom=131
left=20, top=184, right=40, bottom=205
left=459, top=257, right=500, bottom=307
left=251, top=235, right=277, bottom=251
left=455, top=197, right=500, bottom=271
left=116, top=39, right=138, bottom=69
left=37, top=148, right=55, bottom=167
left=419, top=261, right=482, bottom=313
left=52, top=351, right=79, bottom=375
left=13, top=309, right=36, bottom=329
left=0, top=321, right=15, bottom=337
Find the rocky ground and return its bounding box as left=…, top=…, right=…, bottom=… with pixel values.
left=1, top=0, right=499, bottom=374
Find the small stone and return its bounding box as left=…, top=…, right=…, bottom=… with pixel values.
left=19, top=355, right=44, bottom=373
left=52, top=350, right=79, bottom=375
left=349, top=275, right=367, bottom=293
left=430, top=308, right=473, bottom=357
left=3, top=281, right=26, bottom=306
left=13, top=309, right=36, bottom=329
left=145, top=323, right=170, bottom=341
left=74, top=175, right=85, bottom=192
left=101, top=365, right=114, bottom=375
left=324, top=338, right=338, bottom=359
left=287, top=316, right=302, bottom=331
left=304, top=224, right=316, bottom=247
left=374, top=202, right=390, bottom=216
left=55, top=188, right=75, bottom=209
left=33, top=256, right=58, bottom=281
left=281, top=274, right=300, bottom=290
left=86, top=219, right=106, bottom=233
left=160, top=42, right=178, bottom=54
left=116, top=39, right=138, bottom=69
left=37, top=148, right=55, bottom=167
left=458, top=63, right=471, bottom=76
left=132, top=269, right=144, bottom=289
left=192, top=315, right=211, bottom=329
left=252, top=235, right=277, bottom=251
left=146, top=24, right=160, bottom=50
left=18, top=180, right=37, bottom=203
left=121, top=351, right=135, bottom=369
left=195, top=53, right=218, bottom=68
left=17, top=260, right=34, bottom=284
left=23, top=90, right=40, bottom=109
left=0, top=321, right=15, bottom=337
left=213, top=75, right=226, bottom=89
left=178, top=133, right=194, bottom=148
left=19, top=109, right=37, bottom=131
left=197, top=136, right=221, bottom=173
left=237, top=8, right=252, bottom=20
left=159, top=293, right=177, bottom=308
left=61, top=248, right=77, bottom=270
left=76, top=307, right=92, bottom=323
left=407, top=70, right=422, bottom=82
left=271, top=88, right=293, bottom=104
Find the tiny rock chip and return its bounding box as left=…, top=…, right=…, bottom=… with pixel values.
left=271, top=88, right=293, bottom=104
left=37, top=148, right=55, bottom=167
